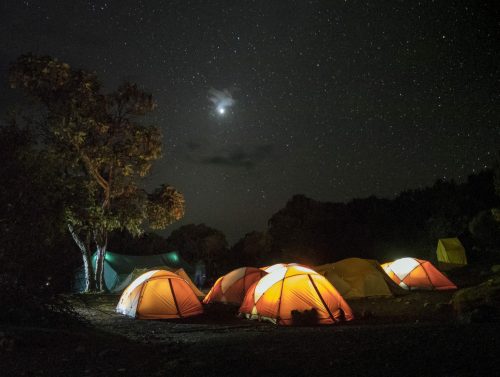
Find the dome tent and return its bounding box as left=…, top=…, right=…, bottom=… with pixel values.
left=315, top=258, right=407, bottom=298
left=260, top=263, right=311, bottom=274
left=175, top=268, right=205, bottom=297
left=116, top=270, right=203, bottom=319
left=382, top=257, right=457, bottom=291
left=436, top=237, right=467, bottom=270
left=240, top=265, right=353, bottom=325
left=73, top=250, right=192, bottom=292
left=203, top=267, right=267, bottom=305
left=116, top=267, right=204, bottom=297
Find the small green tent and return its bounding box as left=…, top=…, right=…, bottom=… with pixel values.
left=436, top=238, right=467, bottom=270
left=74, top=251, right=193, bottom=292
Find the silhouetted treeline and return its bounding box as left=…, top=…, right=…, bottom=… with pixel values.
left=231, top=170, right=500, bottom=268
left=110, top=170, right=500, bottom=275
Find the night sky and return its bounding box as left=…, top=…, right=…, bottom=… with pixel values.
left=1, top=1, right=499, bottom=243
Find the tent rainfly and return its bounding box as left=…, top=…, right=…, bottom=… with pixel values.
left=116, top=270, right=203, bottom=319
left=382, top=258, right=457, bottom=291
left=315, top=258, right=406, bottom=298
left=239, top=265, right=353, bottom=325
left=260, top=263, right=311, bottom=274
left=436, top=238, right=467, bottom=270
left=74, top=251, right=193, bottom=292
left=116, top=267, right=205, bottom=297
left=175, top=268, right=205, bottom=297
left=203, top=267, right=267, bottom=305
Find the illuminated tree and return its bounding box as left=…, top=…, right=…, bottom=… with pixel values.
left=9, top=54, right=185, bottom=291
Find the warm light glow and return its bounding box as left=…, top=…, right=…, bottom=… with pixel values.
left=262, top=263, right=287, bottom=273
left=389, top=257, right=420, bottom=280
left=290, top=265, right=316, bottom=274
left=254, top=268, right=286, bottom=302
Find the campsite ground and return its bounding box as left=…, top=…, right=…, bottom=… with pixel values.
left=2, top=286, right=500, bottom=377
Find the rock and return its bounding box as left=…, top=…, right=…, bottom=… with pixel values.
left=452, top=276, right=500, bottom=322
left=423, top=302, right=430, bottom=308
left=404, top=301, right=411, bottom=305
left=75, top=345, right=86, bottom=353
left=395, top=298, right=402, bottom=303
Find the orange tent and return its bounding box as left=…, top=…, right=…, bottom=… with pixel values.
left=116, top=270, right=203, bottom=319
left=240, top=265, right=353, bottom=325
left=261, top=263, right=312, bottom=274
left=203, top=267, right=267, bottom=305
left=382, top=257, right=457, bottom=291
left=175, top=268, right=205, bottom=298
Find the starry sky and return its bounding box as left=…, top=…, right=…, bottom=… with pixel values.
left=1, top=1, right=499, bottom=243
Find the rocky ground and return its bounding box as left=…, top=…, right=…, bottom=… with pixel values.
left=2, top=265, right=500, bottom=376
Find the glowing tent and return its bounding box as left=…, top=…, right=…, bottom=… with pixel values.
left=436, top=238, right=467, bottom=270
left=176, top=268, right=205, bottom=297
left=116, top=267, right=205, bottom=297
left=203, top=267, right=267, bottom=305
left=116, top=270, right=203, bottom=319
left=315, top=258, right=405, bottom=298
left=261, top=263, right=311, bottom=274
left=74, top=250, right=192, bottom=292
left=239, top=265, right=353, bottom=325
left=382, top=258, right=457, bottom=291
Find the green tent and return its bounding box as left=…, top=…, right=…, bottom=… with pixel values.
left=436, top=238, right=467, bottom=270
left=74, top=251, right=193, bottom=292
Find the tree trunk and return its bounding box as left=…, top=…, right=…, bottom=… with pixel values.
left=82, top=248, right=96, bottom=292
left=93, top=228, right=108, bottom=292
left=68, top=223, right=96, bottom=292
left=94, top=244, right=107, bottom=292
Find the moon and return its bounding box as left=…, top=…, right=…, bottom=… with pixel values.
left=209, top=88, right=235, bottom=116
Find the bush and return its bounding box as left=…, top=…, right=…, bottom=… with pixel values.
left=0, top=274, right=83, bottom=327
left=469, top=209, right=500, bottom=250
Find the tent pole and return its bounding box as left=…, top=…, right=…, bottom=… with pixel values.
left=308, top=274, right=335, bottom=322
left=169, top=278, right=182, bottom=317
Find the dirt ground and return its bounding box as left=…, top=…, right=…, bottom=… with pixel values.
left=2, top=290, right=499, bottom=377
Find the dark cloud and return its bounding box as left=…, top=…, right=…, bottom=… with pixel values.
left=201, top=144, right=274, bottom=169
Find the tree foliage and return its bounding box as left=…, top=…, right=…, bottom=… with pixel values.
left=229, top=231, right=273, bottom=267
left=166, top=224, right=228, bottom=279
left=262, top=170, right=500, bottom=264
left=0, top=122, right=81, bottom=324
left=8, top=54, right=185, bottom=291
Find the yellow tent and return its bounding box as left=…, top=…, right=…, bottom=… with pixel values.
left=315, top=258, right=405, bottom=298
left=436, top=238, right=467, bottom=270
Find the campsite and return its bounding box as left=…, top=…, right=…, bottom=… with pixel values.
left=3, top=254, right=500, bottom=376
left=1, top=1, right=500, bottom=376
left=4, top=272, right=500, bottom=376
